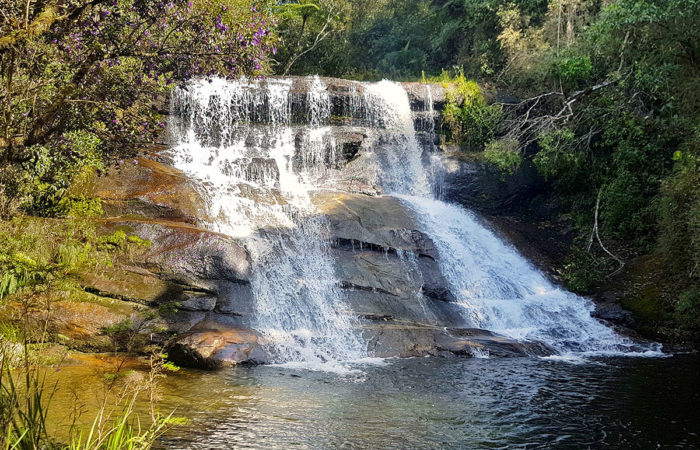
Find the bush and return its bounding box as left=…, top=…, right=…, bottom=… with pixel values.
left=439, top=71, right=503, bottom=150
left=533, top=129, right=587, bottom=190
left=22, top=131, right=103, bottom=216
left=484, top=138, right=522, bottom=175
left=551, top=54, right=592, bottom=89
left=561, top=247, right=612, bottom=294
left=656, top=146, right=700, bottom=279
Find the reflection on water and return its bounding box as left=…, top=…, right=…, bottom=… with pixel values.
left=150, top=355, right=699, bottom=449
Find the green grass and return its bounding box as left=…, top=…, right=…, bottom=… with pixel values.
left=1, top=340, right=184, bottom=449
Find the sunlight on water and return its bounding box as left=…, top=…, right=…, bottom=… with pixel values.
left=396, top=195, right=664, bottom=357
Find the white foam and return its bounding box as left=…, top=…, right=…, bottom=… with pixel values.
left=169, top=77, right=366, bottom=365
left=396, top=195, right=663, bottom=356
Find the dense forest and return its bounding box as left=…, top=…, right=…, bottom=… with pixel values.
left=275, top=0, right=699, bottom=343
left=0, top=0, right=698, bottom=447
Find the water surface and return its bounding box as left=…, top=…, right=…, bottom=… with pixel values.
left=158, top=355, right=699, bottom=448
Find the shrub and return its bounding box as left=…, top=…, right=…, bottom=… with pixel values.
left=439, top=70, right=503, bottom=151
left=533, top=129, right=586, bottom=190
left=551, top=54, right=592, bottom=88
left=484, top=138, right=522, bottom=175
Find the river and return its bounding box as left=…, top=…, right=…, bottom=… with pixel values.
left=154, top=355, right=699, bottom=448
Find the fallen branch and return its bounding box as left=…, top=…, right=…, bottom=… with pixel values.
left=588, top=188, right=625, bottom=276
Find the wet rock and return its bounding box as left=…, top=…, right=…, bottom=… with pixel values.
left=214, top=281, right=256, bottom=316
left=313, top=192, right=439, bottom=256
left=344, top=290, right=464, bottom=327
left=178, top=294, right=217, bottom=312
left=435, top=328, right=553, bottom=357
left=101, top=219, right=251, bottom=287
left=365, top=323, right=553, bottom=358
left=441, top=154, right=550, bottom=216
left=401, top=81, right=447, bottom=111
left=167, top=326, right=264, bottom=369
left=334, top=250, right=423, bottom=299
left=46, top=297, right=143, bottom=351
left=592, top=300, right=636, bottom=328
left=77, top=265, right=187, bottom=305
left=90, top=157, right=207, bottom=224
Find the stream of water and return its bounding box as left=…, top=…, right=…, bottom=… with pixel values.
left=168, top=76, right=661, bottom=366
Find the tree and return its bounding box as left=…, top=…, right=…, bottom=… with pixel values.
left=274, top=0, right=348, bottom=75
left=0, top=0, right=277, bottom=158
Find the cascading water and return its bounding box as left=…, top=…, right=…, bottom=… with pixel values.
left=169, top=75, right=659, bottom=367
left=168, top=76, right=365, bottom=366
left=362, top=80, right=661, bottom=357
left=362, top=81, right=432, bottom=197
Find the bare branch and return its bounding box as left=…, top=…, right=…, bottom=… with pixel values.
left=588, top=188, right=625, bottom=276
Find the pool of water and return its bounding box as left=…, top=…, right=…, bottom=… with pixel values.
left=154, top=354, right=699, bottom=448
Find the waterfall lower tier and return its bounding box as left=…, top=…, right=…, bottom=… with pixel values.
left=169, top=76, right=368, bottom=366
left=397, top=195, right=660, bottom=356
left=248, top=215, right=365, bottom=365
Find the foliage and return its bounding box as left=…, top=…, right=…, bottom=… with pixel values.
left=19, top=130, right=104, bottom=216
left=439, top=71, right=503, bottom=150
left=274, top=0, right=346, bottom=75
left=656, top=138, right=700, bottom=328
left=0, top=218, right=94, bottom=301
left=97, top=230, right=151, bottom=253
left=484, top=138, right=522, bottom=175
left=0, top=349, right=53, bottom=450
left=1, top=0, right=278, bottom=218
left=0, top=0, right=277, bottom=153
left=551, top=53, right=591, bottom=88
left=0, top=252, right=47, bottom=300
left=1, top=337, right=184, bottom=449
left=561, top=247, right=611, bottom=294
left=533, top=128, right=586, bottom=191
left=497, top=0, right=699, bottom=342
left=0, top=218, right=150, bottom=304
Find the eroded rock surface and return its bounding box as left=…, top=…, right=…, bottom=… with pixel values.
left=60, top=77, right=567, bottom=369
left=65, top=154, right=558, bottom=368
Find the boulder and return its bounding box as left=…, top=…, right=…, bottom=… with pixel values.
left=167, top=322, right=265, bottom=369
left=364, top=322, right=552, bottom=358
left=77, top=265, right=187, bottom=305
left=312, top=191, right=439, bottom=256
left=100, top=219, right=251, bottom=288
left=90, top=157, right=207, bottom=224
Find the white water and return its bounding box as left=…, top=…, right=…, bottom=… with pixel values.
left=361, top=80, right=661, bottom=357
left=169, top=76, right=661, bottom=366
left=169, top=76, right=365, bottom=366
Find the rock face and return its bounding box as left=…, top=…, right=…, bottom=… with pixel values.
left=91, top=155, right=208, bottom=224
left=63, top=78, right=562, bottom=369
left=312, top=192, right=461, bottom=325
left=440, top=153, right=574, bottom=280
left=69, top=157, right=554, bottom=368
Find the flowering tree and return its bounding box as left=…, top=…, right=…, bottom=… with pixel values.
left=0, top=0, right=278, bottom=157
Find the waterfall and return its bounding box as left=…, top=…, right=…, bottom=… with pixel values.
left=363, top=81, right=660, bottom=357
left=168, top=76, right=365, bottom=366
left=363, top=81, right=432, bottom=197
left=168, top=75, right=659, bottom=366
